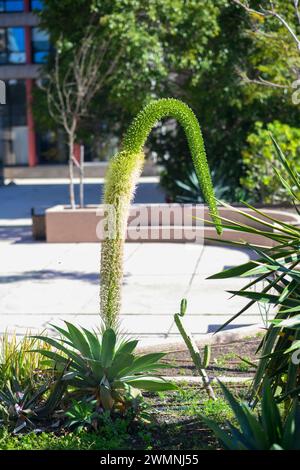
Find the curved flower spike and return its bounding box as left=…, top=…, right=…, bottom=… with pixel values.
left=100, top=98, right=222, bottom=328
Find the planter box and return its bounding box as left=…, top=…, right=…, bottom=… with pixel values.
left=45, top=204, right=300, bottom=246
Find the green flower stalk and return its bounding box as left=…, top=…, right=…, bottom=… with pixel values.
left=100, top=98, right=222, bottom=328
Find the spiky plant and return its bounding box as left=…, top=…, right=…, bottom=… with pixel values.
left=100, top=98, right=222, bottom=328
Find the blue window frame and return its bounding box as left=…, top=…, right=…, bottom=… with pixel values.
left=32, top=27, right=49, bottom=63
left=0, top=1, right=24, bottom=11
left=0, top=27, right=26, bottom=64
left=31, top=0, right=43, bottom=10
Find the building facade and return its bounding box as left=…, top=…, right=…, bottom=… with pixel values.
left=0, top=0, right=51, bottom=167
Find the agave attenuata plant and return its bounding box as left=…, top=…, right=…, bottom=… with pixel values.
left=32, top=323, right=176, bottom=412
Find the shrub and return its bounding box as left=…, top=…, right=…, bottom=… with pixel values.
left=241, top=121, right=300, bottom=203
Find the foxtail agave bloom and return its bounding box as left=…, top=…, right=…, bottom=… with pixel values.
left=101, top=98, right=222, bottom=328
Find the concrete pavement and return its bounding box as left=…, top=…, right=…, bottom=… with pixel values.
left=0, top=226, right=268, bottom=345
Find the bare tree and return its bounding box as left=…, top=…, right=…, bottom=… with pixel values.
left=44, top=28, right=121, bottom=208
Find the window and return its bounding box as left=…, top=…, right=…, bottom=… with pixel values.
left=32, top=27, right=49, bottom=63
left=0, top=1, right=24, bottom=11
left=0, top=27, right=26, bottom=64
left=31, top=0, right=43, bottom=10
left=0, top=80, right=28, bottom=166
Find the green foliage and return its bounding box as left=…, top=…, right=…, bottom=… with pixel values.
left=0, top=332, right=51, bottom=389
left=32, top=323, right=177, bottom=412
left=37, top=1, right=225, bottom=131
left=65, top=399, right=98, bottom=432
left=204, top=381, right=300, bottom=450
left=0, top=372, right=66, bottom=434
left=0, top=426, right=129, bottom=450
left=101, top=98, right=222, bottom=328
left=175, top=169, right=230, bottom=204
left=241, top=121, right=300, bottom=203
left=208, top=137, right=300, bottom=402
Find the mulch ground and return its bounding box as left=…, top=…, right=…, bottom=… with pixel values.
left=162, top=336, right=262, bottom=377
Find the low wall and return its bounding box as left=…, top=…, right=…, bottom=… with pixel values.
left=45, top=204, right=300, bottom=245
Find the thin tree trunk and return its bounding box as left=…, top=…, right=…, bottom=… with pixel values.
left=68, top=134, right=76, bottom=209
left=79, top=145, right=84, bottom=208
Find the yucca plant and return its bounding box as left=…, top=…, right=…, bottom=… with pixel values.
left=100, top=98, right=222, bottom=329
left=206, top=135, right=300, bottom=402
left=204, top=381, right=300, bottom=450
left=31, top=323, right=177, bottom=413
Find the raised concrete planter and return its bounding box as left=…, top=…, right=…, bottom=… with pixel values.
left=45, top=204, right=300, bottom=245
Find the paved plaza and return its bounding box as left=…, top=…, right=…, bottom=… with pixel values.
left=0, top=180, right=266, bottom=346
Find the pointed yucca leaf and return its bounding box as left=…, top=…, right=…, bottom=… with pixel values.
left=286, top=349, right=299, bottom=394
left=218, top=382, right=252, bottom=436
left=203, top=215, right=290, bottom=241
left=217, top=200, right=285, bottom=234
left=207, top=261, right=258, bottom=280
left=123, top=376, right=177, bottom=391
left=241, top=201, right=300, bottom=235
left=279, top=305, right=300, bottom=314
left=64, top=322, right=91, bottom=357
left=271, top=315, right=300, bottom=329
left=270, top=134, right=300, bottom=190
left=273, top=168, right=299, bottom=202
left=261, top=381, right=283, bottom=444
left=242, top=405, right=269, bottom=449
left=238, top=263, right=277, bottom=277
left=216, top=199, right=299, bottom=239
left=236, top=355, right=257, bottom=369
left=227, top=290, right=299, bottom=308
left=282, top=403, right=300, bottom=450
left=227, top=421, right=257, bottom=450
left=259, top=348, right=290, bottom=361
left=201, top=416, right=237, bottom=450
left=205, top=236, right=266, bottom=249
left=100, top=329, right=116, bottom=368
left=284, top=340, right=300, bottom=354
left=213, top=299, right=256, bottom=334
left=278, top=279, right=300, bottom=303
